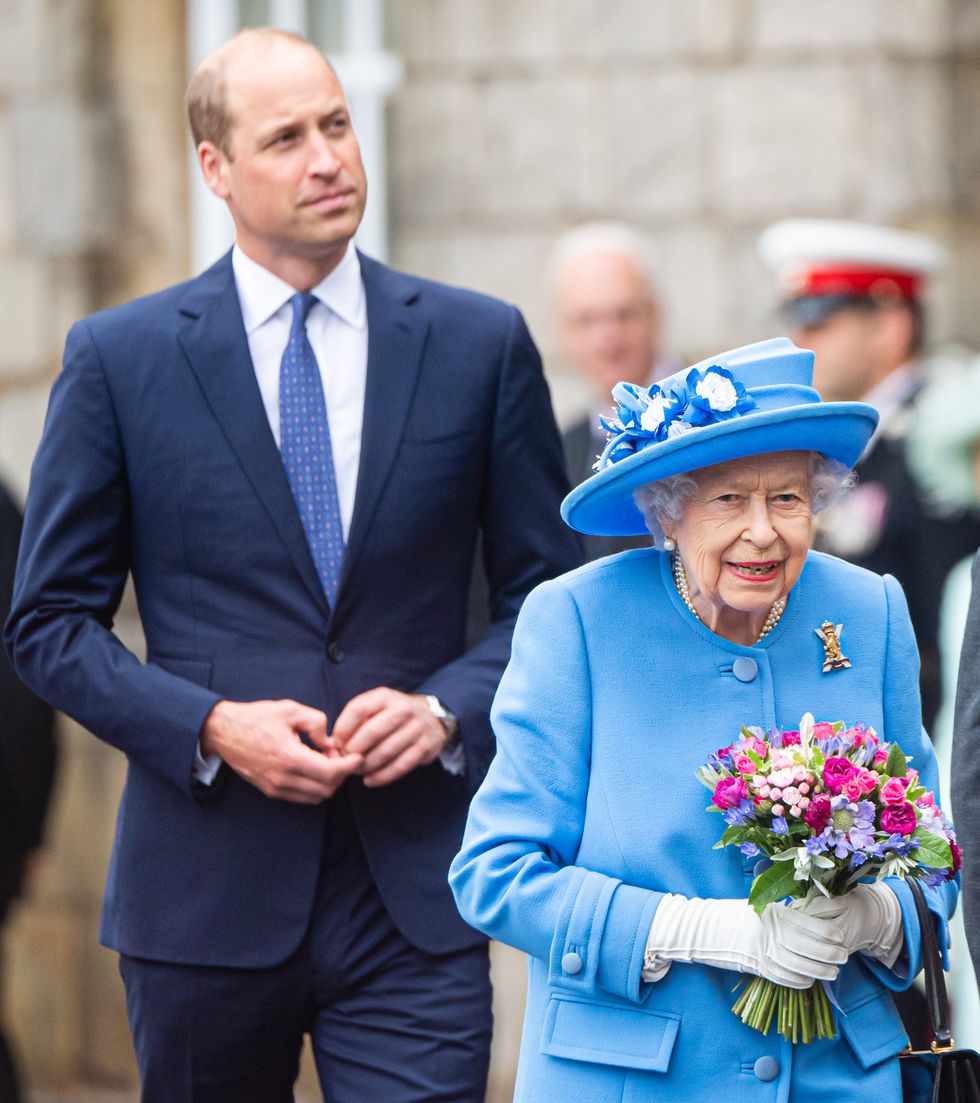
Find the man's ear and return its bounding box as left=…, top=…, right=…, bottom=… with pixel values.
left=198, top=141, right=230, bottom=200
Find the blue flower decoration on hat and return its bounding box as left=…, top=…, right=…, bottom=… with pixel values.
left=594, top=365, right=757, bottom=472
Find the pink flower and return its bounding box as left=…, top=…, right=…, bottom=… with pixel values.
left=856, top=768, right=879, bottom=795
left=823, top=757, right=857, bottom=795
left=846, top=726, right=877, bottom=747
left=880, top=776, right=911, bottom=807
left=713, top=776, right=749, bottom=810
left=782, top=730, right=801, bottom=747
left=805, top=794, right=831, bottom=833
left=742, top=736, right=768, bottom=759
left=917, top=791, right=936, bottom=808
left=952, top=842, right=963, bottom=874
left=813, top=722, right=837, bottom=739
left=874, top=748, right=889, bottom=765
left=880, top=803, right=918, bottom=836
left=733, top=754, right=756, bottom=775
left=842, top=777, right=864, bottom=802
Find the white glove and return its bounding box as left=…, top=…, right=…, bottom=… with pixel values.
left=643, top=893, right=848, bottom=989
left=801, top=883, right=903, bottom=968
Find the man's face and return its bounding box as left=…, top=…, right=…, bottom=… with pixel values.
left=556, top=252, right=659, bottom=398
left=202, top=40, right=367, bottom=280
left=789, top=305, right=883, bottom=402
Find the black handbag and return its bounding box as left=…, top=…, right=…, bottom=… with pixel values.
left=900, top=877, right=980, bottom=1102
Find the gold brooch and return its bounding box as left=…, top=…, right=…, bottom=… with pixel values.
left=816, top=621, right=851, bottom=672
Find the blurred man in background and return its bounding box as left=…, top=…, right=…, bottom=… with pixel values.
left=0, top=480, right=57, bottom=1103
left=552, top=222, right=676, bottom=558
left=759, top=218, right=980, bottom=734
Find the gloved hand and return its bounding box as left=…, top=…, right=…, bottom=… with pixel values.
left=801, top=883, right=903, bottom=967
left=643, top=893, right=848, bottom=989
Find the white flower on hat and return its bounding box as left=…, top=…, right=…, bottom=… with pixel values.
left=695, top=370, right=738, bottom=412
left=640, top=392, right=674, bottom=432
left=667, top=420, right=695, bottom=440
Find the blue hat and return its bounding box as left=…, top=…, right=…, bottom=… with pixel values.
left=561, top=337, right=879, bottom=537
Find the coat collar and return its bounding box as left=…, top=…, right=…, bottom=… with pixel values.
left=175, top=249, right=429, bottom=618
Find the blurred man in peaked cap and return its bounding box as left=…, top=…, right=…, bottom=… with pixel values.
left=759, top=218, right=980, bottom=735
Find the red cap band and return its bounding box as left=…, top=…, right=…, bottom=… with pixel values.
left=790, top=265, right=921, bottom=300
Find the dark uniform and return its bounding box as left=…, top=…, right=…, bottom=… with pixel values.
left=812, top=382, right=980, bottom=734
left=0, top=482, right=57, bottom=1103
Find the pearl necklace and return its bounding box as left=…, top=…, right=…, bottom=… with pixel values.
left=671, top=553, right=786, bottom=643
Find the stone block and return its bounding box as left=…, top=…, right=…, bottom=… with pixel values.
left=0, top=257, right=47, bottom=380
left=486, top=941, right=526, bottom=1103
left=709, top=64, right=857, bottom=218
left=0, top=110, right=13, bottom=253
left=454, top=0, right=565, bottom=68
left=751, top=0, right=881, bottom=52
left=11, top=100, right=123, bottom=256
left=387, top=0, right=465, bottom=70
left=558, top=0, right=740, bottom=63
left=388, top=82, right=471, bottom=227
left=0, top=0, right=48, bottom=95
left=79, top=943, right=138, bottom=1086
left=607, top=70, right=707, bottom=219
left=458, top=77, right=601, bottom=217
left=951, top=0, right=980, bottom=53
left=855, top=60, right=952, bottom=221
left=0, top=382, right=52, bottom=502
left=951, top=65, right=980, bottom=212
left=878, top=0, right=954, bottom=56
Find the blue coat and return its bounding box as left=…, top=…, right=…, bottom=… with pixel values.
left=5, top=250, right=582, bottom=967
left=451, top=549, right=956, bottom=1102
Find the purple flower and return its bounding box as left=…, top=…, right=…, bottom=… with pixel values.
left=724, top=799, right=757, bottom=826
left=740, top=842, right=761, bottom=858
left=772, top=816, right=790, bottom=835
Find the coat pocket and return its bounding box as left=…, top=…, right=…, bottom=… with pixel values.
left=838, top=988, right=909, bottom=1069
left=540, top=994, right=680, bottom=1072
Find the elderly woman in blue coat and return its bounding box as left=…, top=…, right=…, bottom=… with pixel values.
left=450, top=338, right=956, bottom=1102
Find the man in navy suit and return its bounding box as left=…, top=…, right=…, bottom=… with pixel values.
left=6, top=27, right=580, bottom=1103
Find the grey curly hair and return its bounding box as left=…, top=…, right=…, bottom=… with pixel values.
left=632, top=453, right=855, bottom=550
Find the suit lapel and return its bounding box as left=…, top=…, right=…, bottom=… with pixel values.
left=341, top=254, right=428, bottom=587
left=177, top=253, right=330, bottom=619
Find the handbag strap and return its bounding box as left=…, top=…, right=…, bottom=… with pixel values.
left=906, top=875, right=953, bottom=1048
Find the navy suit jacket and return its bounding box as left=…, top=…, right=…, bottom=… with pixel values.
left=6, top=251, right=582, bottom=967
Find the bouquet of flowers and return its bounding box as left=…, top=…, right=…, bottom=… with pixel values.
left=696, top=713, right=959, bottom=1043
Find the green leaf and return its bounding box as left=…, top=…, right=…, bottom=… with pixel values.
left=720, top=825, right=752, bottom=848
left=912, top=829, right=952, bottom=870
left=748, top=861, right=804, bottom=914
left=884, top=743, right=907, bottom=778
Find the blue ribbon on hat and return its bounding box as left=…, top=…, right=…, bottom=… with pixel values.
left=595, top=365, right=758, bottom=472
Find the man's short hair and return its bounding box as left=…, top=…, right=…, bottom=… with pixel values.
left=548, top=222, right=658, bottom=297
left=185, top=27, right=324, bottom=156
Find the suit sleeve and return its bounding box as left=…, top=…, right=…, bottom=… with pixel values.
left=449, top=580, right=662, bottom=1005
left=4, top=320, right=220, bottom=795
left=419, top=307, right=583, bottom=786
left=952, top=550, right=980, bottom=980
left=864, top=573, right=958, bottom=992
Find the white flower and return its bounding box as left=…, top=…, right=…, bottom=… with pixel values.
left=799, top=712, right=815, bottom=746
left=640, top=393, right=673, bottom=431
left=666, top=420, right=694, bottom=440
left=696, top=370, right=738, bottom=412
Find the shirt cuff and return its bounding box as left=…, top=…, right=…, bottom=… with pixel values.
left=438, top=741, right=465, bottom=776
left=193, top=743, right=222, bottom=786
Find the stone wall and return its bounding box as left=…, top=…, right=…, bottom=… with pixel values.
left=1, top=0, right=978, bottom=1097
left=386, top=0, right=980, bottom=422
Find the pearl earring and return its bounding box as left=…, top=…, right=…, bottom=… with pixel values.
left=663, top=536, right=676, bottom=552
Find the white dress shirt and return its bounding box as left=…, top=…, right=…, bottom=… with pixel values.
left=233, top=242, right=367, bottom=538
left=194, top=243, right=462, bottom=781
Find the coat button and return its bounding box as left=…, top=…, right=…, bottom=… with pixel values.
left=561, top=951, right=583, bottom=975
left=732, top=657, right=758, bottom=683
left=326, top=641, right=344, bottom=663
left=753, top=1056, right=779, bottom=1081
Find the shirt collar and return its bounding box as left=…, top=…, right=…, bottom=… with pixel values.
left=232, top=243, right=366, bottom=334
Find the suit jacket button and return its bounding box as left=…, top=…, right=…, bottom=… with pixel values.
left=753, top=1056, right=779, bottom=1081
left=732, top=657, right=758, bottom=682
left=561, top=951, right=583, bottom=975
left=327, top=641, right=344, bottom=663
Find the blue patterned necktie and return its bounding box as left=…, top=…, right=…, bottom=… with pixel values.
left=279, top=291, right=345, bottom=607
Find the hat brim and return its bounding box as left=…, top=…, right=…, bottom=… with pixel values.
left=561, top=402, right=878, bottom=536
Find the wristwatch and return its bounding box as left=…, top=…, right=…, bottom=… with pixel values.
left=425, top=694, right=460, bottom=750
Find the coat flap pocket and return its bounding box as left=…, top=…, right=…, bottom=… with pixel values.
left=541, top=995, right=680, bottom=1072
left=839, top=990, right=909, bottom=1070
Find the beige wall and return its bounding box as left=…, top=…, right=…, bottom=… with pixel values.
left=1, top=1, right=979, bottom=1098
